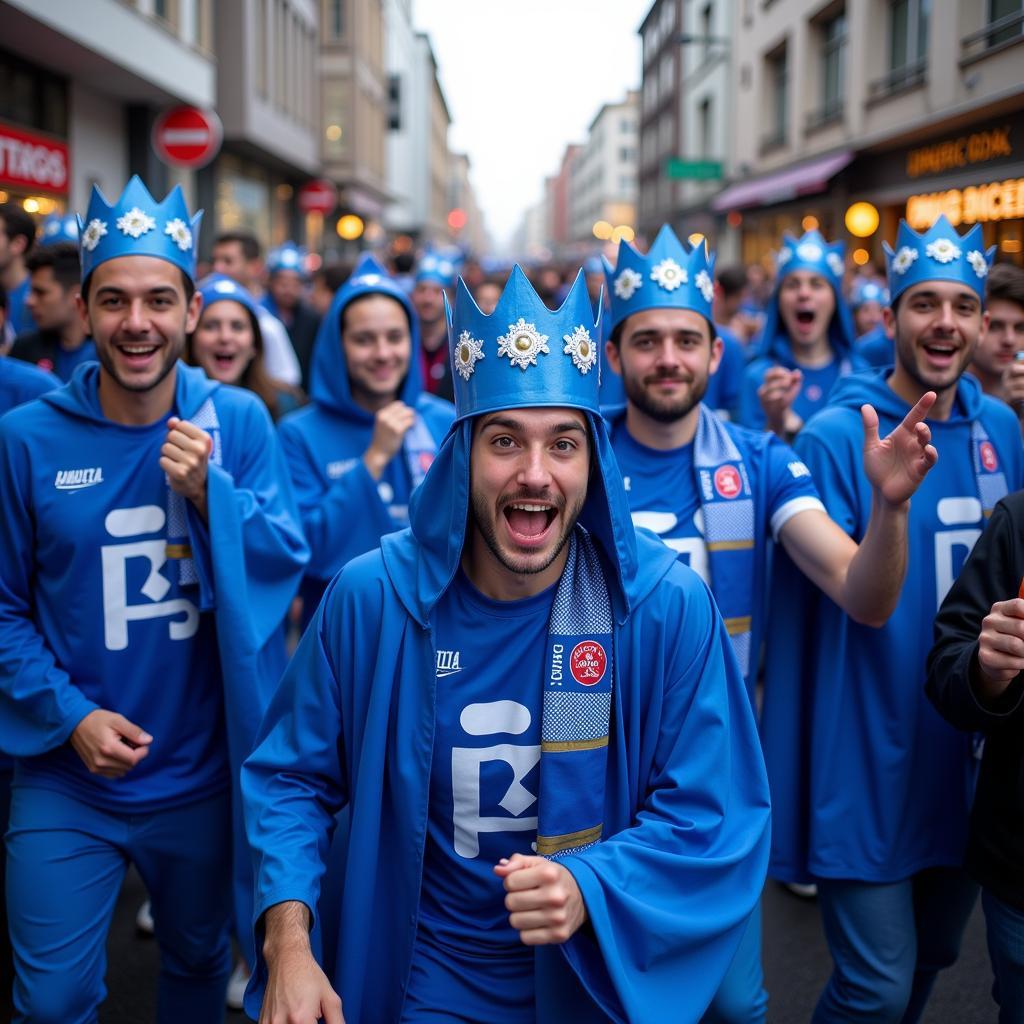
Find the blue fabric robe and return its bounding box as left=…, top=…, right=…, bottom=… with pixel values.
left=243, top=413, right=772, bottom=1023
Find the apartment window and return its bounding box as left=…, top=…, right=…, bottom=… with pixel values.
left=988, top=0, right=1023, bottom=45
left=325, top=0, right=345, bottom=39
left=387, top=73, right=401, bottom=131
left=699, top=96, right=712, bottom=157
left=700, top=3, right=713, bottom=61
left=821, top=12, right=847, bottom=118
left=766, top=45, right=788, bottom=148
left=620, top=146, right=636, bottom=161
left=889, top=0, right=929, bottom=72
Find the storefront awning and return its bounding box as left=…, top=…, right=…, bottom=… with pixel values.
left=712, top=150, right=854, bottom=212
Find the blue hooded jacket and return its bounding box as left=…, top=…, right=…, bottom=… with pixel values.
left=759, top=368, right=1023, bottom=884
left=242, top=403, right=772, bottom=1022
left=278, top=266, right=454, bottom=623
left=0, top=362, right=309, bottom=965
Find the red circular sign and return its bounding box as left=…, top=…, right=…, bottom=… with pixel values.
left=980, top=441, right=998, bottom=472
left=570, top=642, right=607, bottom=686
left=152, top=106, right=223, bottom=169
left=297, top=179, right=338, bottom=214
left=714, top=465, right=742, bottom=499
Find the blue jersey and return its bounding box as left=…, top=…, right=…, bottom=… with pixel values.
left=608, top=406, right=823, bottom=694
left=53, top=339, right=98, bottom=382
left=705, top=325, right=746, bottom=420
left=408, top=571, right=552, bottom=1021
left=6, top=277, right=34, bottom=337
left=739, top=355, right=847, bottom=430
left=0, top=357, right=58, bottom=415
left=761, top=369, right=1024, bottom=883
left=856, top=324, right=893, bottom=369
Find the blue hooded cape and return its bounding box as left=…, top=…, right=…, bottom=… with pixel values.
left=242, top=409, right=771, bottom=1022
left=739, top=270, right=864, bottom=429
left=0, top=362, right=309, bottom=966
left=277, top=272, right=454, bottom=624
left=760, top=368, right=1024, bottom=884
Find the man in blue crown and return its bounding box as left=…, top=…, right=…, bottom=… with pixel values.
left=761, top=215, right=1024, bottom=1022
left=0, top=176, right=308, bottom=1022
left=263, top=242, right=321, bottom=391
left=413, top=252, right=458, bottom=401
left=602, top=225, right=938, bottom=1023
left=279, top=252, right=454, bottom=629
left=243, top=266, right=772, bottom=1023
left=739, top=230, right=865, bottom=436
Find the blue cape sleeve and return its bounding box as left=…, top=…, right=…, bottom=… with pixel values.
left=557, top=574, right=771, bottom=1024
left=279, top=418, right=397, bottom=583
left=0, top=421, right=99, bottom=754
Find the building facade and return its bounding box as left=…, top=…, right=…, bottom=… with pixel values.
left=717, top=0, right=1024, bottom=267
left=569, top=91, right=639, bottom=245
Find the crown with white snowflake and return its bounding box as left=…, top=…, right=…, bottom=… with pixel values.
left=775, top=229, right=847, bottom=289
left=78, top=174, right=202, bottom=284
left=267, top=241, right=306, bottom=276
left=445, top=265, right=602, bottom=422
left=883, top=214, right=995, bottom=304
left=603, top=224, right=716, bottom=332
left=40, top=213, right=79, bottom=247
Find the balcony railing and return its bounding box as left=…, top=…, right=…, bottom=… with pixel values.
left=868, top=58, right=926, bottom=102
left=806, top=100, right=845, bottom=133
left=961, top=11, right=1024, bottom=64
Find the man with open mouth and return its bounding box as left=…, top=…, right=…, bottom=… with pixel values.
left=762, top=215, right=1024, bottom=1022
left=243, top=266, right=772, bottom=1023
left=739, top=228, right=865, bottom=438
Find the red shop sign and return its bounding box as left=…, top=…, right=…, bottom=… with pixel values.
left=0, top=122, right=69, bottom=196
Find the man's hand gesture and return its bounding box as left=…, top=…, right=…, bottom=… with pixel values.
left=977, top=597, right=1024, bottom=698
left=758, top=367, right=804, bottom=437
left=861, top=391, right=938, bottom=508
left=495, top=854, right=587, bottom=946
left=162, top=417, right=213, bottom=519
left=363, top=401, right=416, bottom=481
left=70, top=709, right=152, bottom=778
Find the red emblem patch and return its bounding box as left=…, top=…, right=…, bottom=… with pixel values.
left=714, top=465, right=742, bottom=499
left=570, top=642, right=607, bottom=686
left=419, top=451, right=435, bottom=473
left=980, top=441, right=998, bottom=472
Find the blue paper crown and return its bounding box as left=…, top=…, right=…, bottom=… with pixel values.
left=851, top=278, right=889, bottom=308
left=267, top=241, right=306, bottom=275
left=446, top=266, right=602, bottom=422
left=40, top=213, right=78, bottom=247
left=883, top=214, right=995, bottom=303
left=336, top=251, right=411, bottom=310
left=604, top=224, right=716, bottom=331
left=416, top=252, right=457, bottom=288
left=197, top=273, right=262, bottom=320
left=78, top=175, right=201, bottom=284
left=775, top=229, right=847, bottom=286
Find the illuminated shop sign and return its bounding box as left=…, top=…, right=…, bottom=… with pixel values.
left=0, top=122, right=69, bottom=196
left=906, top=178, right=1024, bottom=229
left=907, top=127, right=1013, bottom=179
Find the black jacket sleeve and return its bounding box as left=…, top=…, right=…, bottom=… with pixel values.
left=926, top=493, right=1024, bottom=733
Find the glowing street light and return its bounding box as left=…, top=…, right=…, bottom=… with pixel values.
left=336, top=214, right=365, bottom=240
left=845, top=202, right=880, bottom=238
left=592, top=220, right=613, bottom=240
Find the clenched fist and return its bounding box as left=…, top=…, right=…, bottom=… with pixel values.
left=363, top=401, right=416, bottom=480
left=161, top=416, right=213, bottom=519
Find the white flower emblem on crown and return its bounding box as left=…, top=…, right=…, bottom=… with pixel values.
left=81, top=218, right=108, bottom=252
left=967, top=250, right=989, bottom=279
left=650, top=258, right=687, bottom=292
left=116, top=207, right=157, bottom=239
left=777, top=247, right=793, bottom=266
left=891, top=246, right=919, bottom=276
left=614, top=267, right=642, bottom=301
left=695, top=269, right=714, bottom=304
left=497, top=318, right=549, bottom=370
left=796, top=243, right=824, bottom=262
left=454, top=330, right=485, bottom=381
left=164, top=218, right=193, bottom=252
left=826, top=252, right=845, bottom=278
left=925, top=238, right=960, bottom=264
left=563, top=325, right=597, bottom=374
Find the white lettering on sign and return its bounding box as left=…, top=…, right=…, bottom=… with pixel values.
left=0, top=134, right=67, bottom=190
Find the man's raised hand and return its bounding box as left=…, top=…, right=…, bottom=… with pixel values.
left=495, top=853, right=587, bottom=946
left=162, top=416, right=213, bottom=518
left=363, top=401, right=416, bottom=480
left=861, top=391, right=938, bottom=507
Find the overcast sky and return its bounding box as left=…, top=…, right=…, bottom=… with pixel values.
left=414, top=0, right=652, bottom=249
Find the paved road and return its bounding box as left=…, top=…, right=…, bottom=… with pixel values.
left=0, top=867, right=990, bottom=1023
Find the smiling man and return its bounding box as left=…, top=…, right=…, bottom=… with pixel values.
left=739, top=230, right=865, bottom=437
left=278, top=252, right=454, bottom=628
left=242, top=267, right=772, bottom=1024
left=0, top=176, right=307, bottom=1023
left=603, top=225, right=938, bottom=1024
left=762, top=215, right=1024, bottom=1023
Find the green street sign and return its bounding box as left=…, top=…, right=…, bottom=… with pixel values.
left=665, top=158, right=723, bottom=180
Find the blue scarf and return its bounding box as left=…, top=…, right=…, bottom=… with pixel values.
left=166, top=397, right=222, bottom=584
left=693, top=405, right=756, bottom=678
left=537, top=528, right=614, bottom=858
left=971, top=419, right=1008, bottom=518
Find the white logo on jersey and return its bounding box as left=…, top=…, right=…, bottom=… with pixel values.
left=452, top=700, right=539, bottom=858
left=101, top=505, right=199, bottom=651
left=787, top=461, right=811, bottom=479
left=436, top=650, right=462, bottom=677
left=326, top=458, right=357, bottom=480
left=934, top=496, right=983, bottom=609
left=630, top=508, right=710, bottom=583
left=622, top=476, right=631, bottom=493
left=54, top=467, right=105, bottom=491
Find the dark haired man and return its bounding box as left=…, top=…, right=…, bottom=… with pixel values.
left=0, top=204, right=36, bottom=344
left=10, top=242, right=95, bottom=380
left=969, top=262, right=1024, bottom=411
